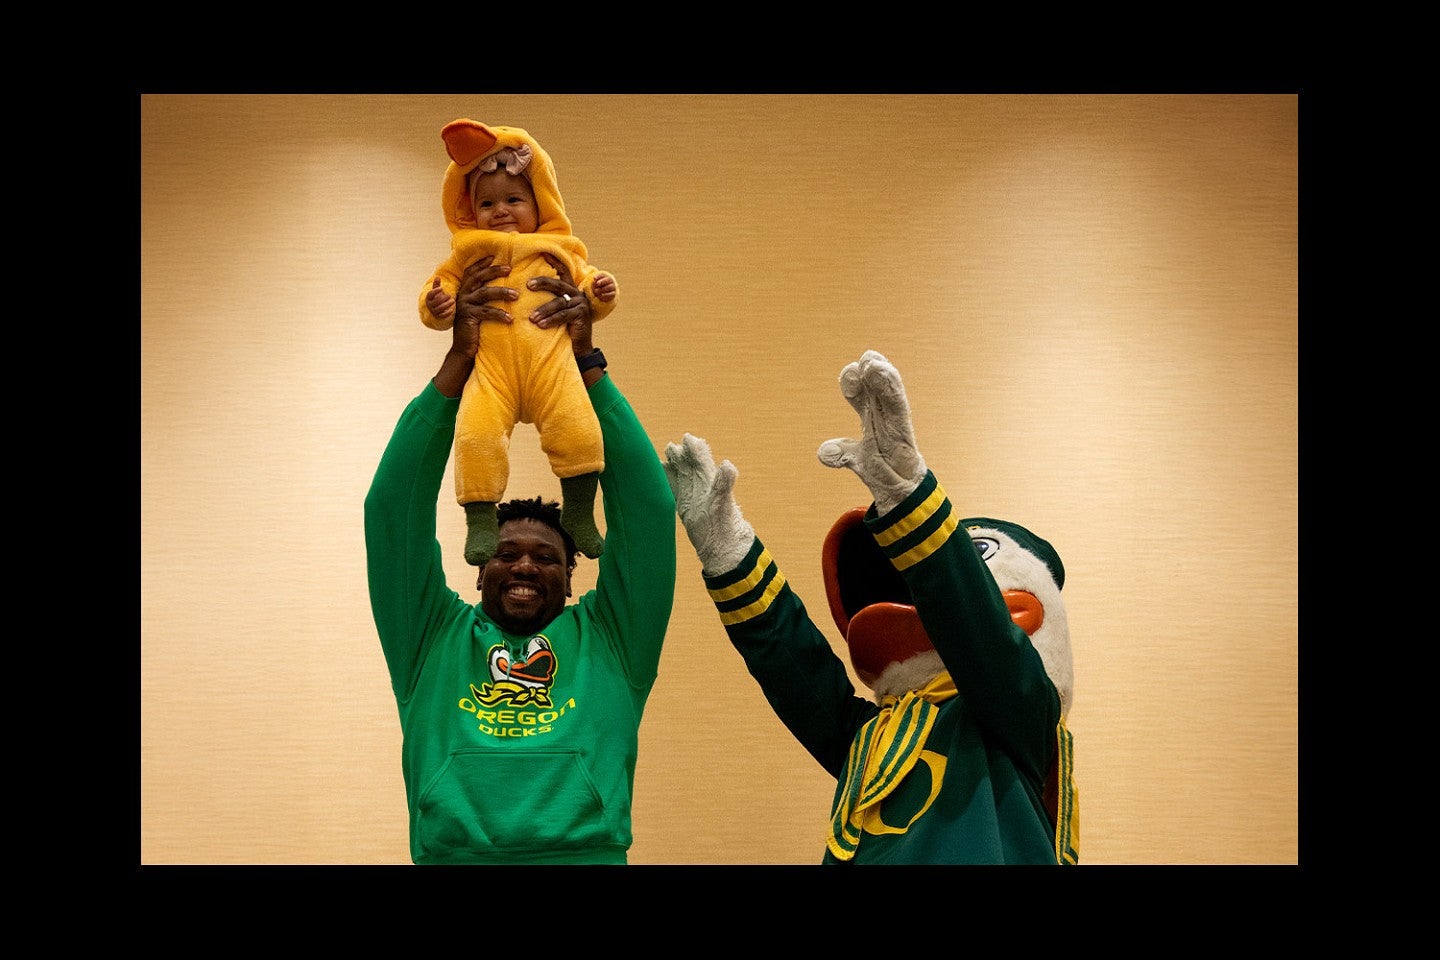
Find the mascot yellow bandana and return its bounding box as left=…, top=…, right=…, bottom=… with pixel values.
left=827, top=671, right=958, bottom=861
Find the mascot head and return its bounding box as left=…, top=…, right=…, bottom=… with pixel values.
left=822, top=509, right=1073, bottom=718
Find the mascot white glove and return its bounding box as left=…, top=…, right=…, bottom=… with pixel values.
left=817, top=350, right=928, bottom=516
left=664, top=433, right=756, bottom=576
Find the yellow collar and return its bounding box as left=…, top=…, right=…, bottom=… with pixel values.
left=827, top=671, right=957, bottom=861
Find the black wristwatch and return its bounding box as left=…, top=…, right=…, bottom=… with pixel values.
left=576, top=348, right=607, bottom=373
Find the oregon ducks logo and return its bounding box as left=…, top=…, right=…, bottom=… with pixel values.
left=862, top=750, right=946, bottom=837
left=472, top=635, right=557, bottom=708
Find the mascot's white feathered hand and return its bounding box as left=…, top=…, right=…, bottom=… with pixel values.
left=817, top=350, right=928, bottom=516
left=664, top=433, right=756, bottom=576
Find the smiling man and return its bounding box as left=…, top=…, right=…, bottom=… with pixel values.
left=480, top=500, right=574, bottom=635
left=366, top=256, right=676, bottom=865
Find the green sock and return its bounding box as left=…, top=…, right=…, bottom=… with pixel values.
left=464, top=501, right=499, bottom=566
left=559, top=473, right=605, bottom=559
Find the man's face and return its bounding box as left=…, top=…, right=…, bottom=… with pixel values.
left=470, top=169, right=539, bottom=234
left=478, top=518, right=573, bottom=634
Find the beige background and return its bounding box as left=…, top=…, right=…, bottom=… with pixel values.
left=140, top=94, right=1298, bottom=865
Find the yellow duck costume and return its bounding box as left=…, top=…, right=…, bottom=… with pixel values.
left=419, top=120, right=616, bottom=564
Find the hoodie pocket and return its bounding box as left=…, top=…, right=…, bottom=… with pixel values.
left=417, top=748, right=610, bottom=858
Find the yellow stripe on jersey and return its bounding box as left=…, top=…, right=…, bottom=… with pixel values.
left=1054, top=720, right=1080, bottom=865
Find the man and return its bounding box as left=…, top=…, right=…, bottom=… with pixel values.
left=365, top=256, right=676, bottom=864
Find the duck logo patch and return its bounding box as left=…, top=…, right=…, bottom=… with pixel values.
left=472, top=635, right=557, bottom=708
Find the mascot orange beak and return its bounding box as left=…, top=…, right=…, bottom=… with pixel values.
left=822, top=508, right=1043, bottom=689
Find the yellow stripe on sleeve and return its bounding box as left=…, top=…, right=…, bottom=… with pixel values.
left=872, top=483, right=948, bottom=548
left=892, top=512, right=959, bottom=570
left=706, top=547, right=776, bottom=604
left=716, top=570, right=788, bottom=625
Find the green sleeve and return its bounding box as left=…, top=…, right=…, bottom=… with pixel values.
left=866, top=472, right=1060, bottom=783
left=704, top=538, right=878, bottom=778
left=583, top=374, right=677, bottom=687
left=364, top=381, right=471, bottom=701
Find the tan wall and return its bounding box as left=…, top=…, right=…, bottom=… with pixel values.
left=140, top=94, right=1297, bottom=865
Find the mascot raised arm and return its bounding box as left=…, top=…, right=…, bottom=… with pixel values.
left=665, top=350, right=1079, bottom=864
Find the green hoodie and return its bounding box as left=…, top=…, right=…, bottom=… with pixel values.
left=365, top=374, right=676, bottom=864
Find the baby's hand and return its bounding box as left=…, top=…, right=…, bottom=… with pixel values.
left=426, top=277, right=457, bottom=321
left=592, top=273, right=617, bottom=303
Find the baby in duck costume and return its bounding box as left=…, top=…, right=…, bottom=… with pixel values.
left=665, top=351, right=1079, bottom=864
left=420, top=119, right=616, bottom=565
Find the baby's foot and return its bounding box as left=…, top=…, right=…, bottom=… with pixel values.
left=559, top=474, right=605, bottom=559
left=464, top=502, right=499, bottom=566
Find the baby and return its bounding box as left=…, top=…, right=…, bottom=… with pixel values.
left=420, top=120, right=617, bottom=566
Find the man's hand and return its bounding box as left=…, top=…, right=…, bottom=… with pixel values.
left=664, top=434, right=755, bottom=576
left=531, top=254, right=595, bottom=354
left=433, top=256, right=514, bottom=398
left=451, top=256, right=516, bottom=356
left=817, top=350, right=928, bottom=516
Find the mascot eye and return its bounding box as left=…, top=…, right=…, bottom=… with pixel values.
left=971, top=536, right=999, bottom=562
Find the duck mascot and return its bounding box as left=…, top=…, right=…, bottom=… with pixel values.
left=664, top=350, right=1079, bottom=864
